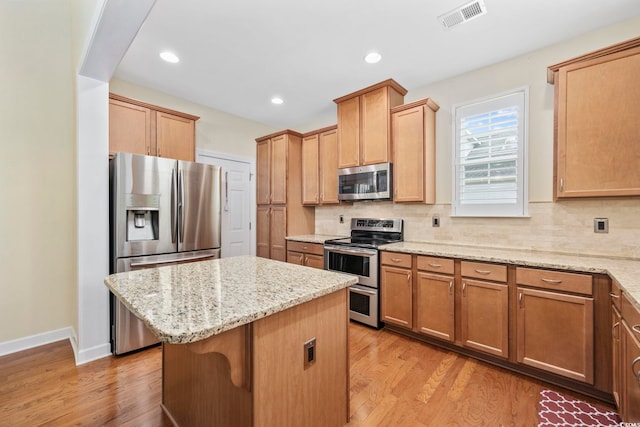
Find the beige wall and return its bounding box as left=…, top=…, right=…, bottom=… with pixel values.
left=316, top=16, right=640, bottom=259
left=109, top=79, right=276, bottom=159
left=0, top=0, right=77, bottom=342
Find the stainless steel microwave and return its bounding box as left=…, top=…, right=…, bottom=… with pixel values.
left=338, top=162, right=392, bottom=201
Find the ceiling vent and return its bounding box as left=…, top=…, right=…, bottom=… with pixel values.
left=438, top=0, right=487, bottom=29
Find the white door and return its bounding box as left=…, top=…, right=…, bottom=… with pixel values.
left=197, top=151, right=255, bottom=257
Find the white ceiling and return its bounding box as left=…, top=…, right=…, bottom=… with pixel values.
left=114, top=0, right=640, bottom=129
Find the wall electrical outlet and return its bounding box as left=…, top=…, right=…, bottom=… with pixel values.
left=594, top=218, right=609, bottom=233
left=432, top=215, right=440, bottom=227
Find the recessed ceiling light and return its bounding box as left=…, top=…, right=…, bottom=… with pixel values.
left=271, top=97, right=284, bottom=105
left=159, top=51, right=180, bottom=63
left=364, top=51, right=382, bottom=64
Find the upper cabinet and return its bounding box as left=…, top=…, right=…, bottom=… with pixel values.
left=109, top=94, right=199, bottom=162
left=301, top=125, right=339, bottom=205
left=391, top=99, right=440, bottom=203
left=334, top=79, right=407, bottom=168
left=548, top=37, right=640, bottom=199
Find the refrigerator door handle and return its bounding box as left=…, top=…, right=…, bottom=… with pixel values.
left=178, top=168, right=185, bottom=244
left=171, top=167, right=177, bottom=244
left=224, top=171, right=229, bottom=212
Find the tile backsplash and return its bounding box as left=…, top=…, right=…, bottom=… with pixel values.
left=315, top=200, right=640, bottom=259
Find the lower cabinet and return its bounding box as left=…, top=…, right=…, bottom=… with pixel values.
left=620, top=292, right=640, bottom=422
left=380, top=253, right=413, bottom=329
left=379, top=251, right=612, bottom=401
left=415, top=256, right=455, bottom=341
left=461, top=279, right=509, bottom=358
left=286, top=241, right=324, bottom=269
left=516, top=267, right=594, bottom=384
left=256, top=206, right=287, bottom=261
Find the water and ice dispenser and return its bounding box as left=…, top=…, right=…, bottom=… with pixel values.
left=125, top=193, right=160, bottom=242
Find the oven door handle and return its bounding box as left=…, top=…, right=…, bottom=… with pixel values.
left=350, top=287, right=377, bottom=296
left=324, top=245, right=378, bottom=256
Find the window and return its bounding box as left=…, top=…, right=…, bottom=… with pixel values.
left=452, top=87, right=528, bottom=217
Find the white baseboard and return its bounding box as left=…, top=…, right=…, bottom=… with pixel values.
left=74, top=342, right=112, bottom=365
left=0, top=327, right=76, bottom=357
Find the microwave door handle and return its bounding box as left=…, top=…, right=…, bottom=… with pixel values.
left=372, top=170, right=378, bottom=193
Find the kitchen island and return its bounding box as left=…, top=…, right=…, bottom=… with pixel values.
left=104, top=256, right=357, bottom=427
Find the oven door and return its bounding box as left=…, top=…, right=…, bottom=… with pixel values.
left=349, top=284, right=379, bottom=328
left=323, top=244, right=378, bottom=288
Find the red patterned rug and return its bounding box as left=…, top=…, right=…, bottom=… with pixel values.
left=538, top=389, right=622, bottom=426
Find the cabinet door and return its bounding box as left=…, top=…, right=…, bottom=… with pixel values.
left=269, top=206, right=287, bottom=262
left=256, top=206, right=270, bottom=258
left=301, top=134, right=319, bottom=205
left=392, top=105, right=424, bottom=202
left=337, top=97, right=360, bottom=168
left=156, top=111, right=195, bottom=161
left=304, top=253, right=324, bottom=270
left=270, top=135, right=288, bottom=205
left=461, top=279, right=509, bottom=358
left=622, top=321, right=640, bottom=422
left=556, top=47, right=640, bottom=198
left=109, top=99, right=152, bottom=156
left=361, top=87, right=389, bottom=165
left=380, top=265, right=412, bottom=329
left=415, top=272, right=454, bottom=341
left=287, top=250, right=304, bottom=266
left=256, top=140, right=271, bottom=205
left=612, top=306, right=622, bottom=408
left=319, top=128, right=339, bottom=204
left=517, top=287, right=594, bottom=383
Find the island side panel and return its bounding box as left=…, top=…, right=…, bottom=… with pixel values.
left=162, top=328, right=252, bottom=427
left=252, top=288, right=349, bottom=427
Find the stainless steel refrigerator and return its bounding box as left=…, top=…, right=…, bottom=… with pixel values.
left=110, top=152, right=221, bottom=355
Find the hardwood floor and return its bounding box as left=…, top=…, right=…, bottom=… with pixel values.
left=1, top=323, right=615, bottom=426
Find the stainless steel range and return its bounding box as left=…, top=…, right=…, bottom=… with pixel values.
left=324, top=218, right=404, bottom=328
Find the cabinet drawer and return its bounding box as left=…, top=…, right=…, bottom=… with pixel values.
left=417, top=256, right=454, bottom=275
left=461, top=261, right=506, bottom=282
left=516, top=267, right=592, bottom=296
left=622, top=293, right=640, bottom=338
left=287, top=241, right=323, bottom=256
left=381, top=252, right=412, bottom=269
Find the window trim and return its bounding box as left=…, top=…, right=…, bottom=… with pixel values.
left=451, top=86, right=529, bottom=218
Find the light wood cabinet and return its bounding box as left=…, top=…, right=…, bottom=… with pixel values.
left=255, top=131, right=315, bottom=261
left=391, top=99, right=439, bottom=203
left=461, top=264, right=509, bottom=358
left=334, top=79, right=406, bottom=168
left=380, top=254, right=413, bottom=328
left=619, top=292, right=640, bottom=422
left=287, top=241, right=324, bottom=270
left=109, top=93, right=198, bottom=161
left=548, top=37, right=640, bottom=199
left=302, top=126, right=339, bottom=205
left=516, top=274, right=594, bottom=383
left=416, top=271, right=454, bottom=342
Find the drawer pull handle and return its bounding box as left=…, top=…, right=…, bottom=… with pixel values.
left=541, top=278, right=563, bottom=284
left=462, top=282, right=467, bottom=296
left=449, top=281, right=453, bottom=294
left=391, top=258, right=403, bottom=263
left=632, top=325, right=640, bottom=335
left=519, top=292, right=523, bottom=309
left=632, top=357, right=640, bottom=386
left=428, top=263, right=442, bottom=268
left=406, top=273, right=411, bottom=282
left=612, top=321, right=620, bottom=339
left=609, top=292, right=620, bottom=299
left=474, top=269, right=491, bottom=275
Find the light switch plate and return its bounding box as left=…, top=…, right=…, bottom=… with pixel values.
left=594, top=218, right=609, bottom=233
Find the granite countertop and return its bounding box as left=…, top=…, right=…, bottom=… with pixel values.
left=285, top=234, right=347, bottom=244
left=381, top=241, right=640, bottom=309
left=104, top=256, right=357, bottom=344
